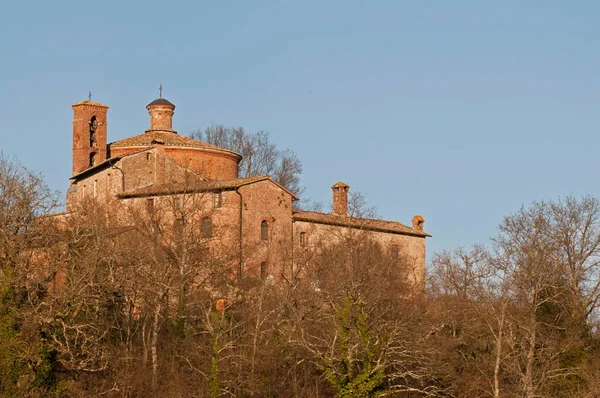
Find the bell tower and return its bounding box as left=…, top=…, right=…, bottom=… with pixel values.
left=72, top=98, right=109, bottom=175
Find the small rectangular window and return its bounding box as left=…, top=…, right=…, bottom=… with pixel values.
left=299, top=232, right=306, bottom=247
left=260, top=262, right=267, bottom=280
left=261, top=221, right=269, bottom=241
left=391, top=244, right=399, bottom=260
left=214, top=192, right=223, bottom=208
left=146, top=198, right=154, bottom=214
left=201, top=217, right=213, bottom=239
left=174, top=218, right=184, bottom=243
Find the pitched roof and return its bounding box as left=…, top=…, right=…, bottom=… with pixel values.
left=72, top=100, right=109, bottom=108
left=292, top=210, right=430, bottom=237
left=69, top=148, right=150, bottom=181
left=117, top=176, right=298, bottom=200
left=109, top=131, right=241, bottom=158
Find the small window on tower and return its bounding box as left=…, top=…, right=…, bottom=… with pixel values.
left=89, top=152, right=97, bottom=167
left=89, top=116, right=97, bottom=147
left=300, top=232, right=306, bottom=247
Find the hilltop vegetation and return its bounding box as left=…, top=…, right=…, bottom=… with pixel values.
left=2, top=153, right=600, bottom=397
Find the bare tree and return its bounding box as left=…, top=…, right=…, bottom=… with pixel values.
left=0, top=152, right=59, bottom=270
left=0, top=153, right=61, bottom=396
left=291, top=228, right=446, bottom=397
left=190, top=125, right=304, bottom=199
left=431, top=246, right=515, bottom=398
left=429, top=197, right=600, bottom=398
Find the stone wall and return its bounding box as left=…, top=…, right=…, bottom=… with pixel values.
left=292, top=220, right=426, bottom=286
left=238, top=179, right=294, bottom=280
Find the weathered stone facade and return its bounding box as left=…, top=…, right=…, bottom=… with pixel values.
left=66, top=96, right=430, bottom=284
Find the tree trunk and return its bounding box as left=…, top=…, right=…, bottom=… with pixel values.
left=523, top=294, right=537, bottom=398
left=493, top=309, right=505, bottom=398
left=151, top=302, right=162, bottom=385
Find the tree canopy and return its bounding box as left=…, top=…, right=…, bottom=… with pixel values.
left=191, top=125, right=304, bottom=199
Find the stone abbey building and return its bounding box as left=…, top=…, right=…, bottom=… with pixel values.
left=66, top=95, right=429, bottom=283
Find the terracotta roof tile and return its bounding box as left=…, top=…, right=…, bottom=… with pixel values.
left=72, top=100, right=109, bottom=108
left=117, top=176, right=270, bottom=198
left=292, top=210, right=430, bottom=237
left=147, top=98, right=175, bottom=107
left=109, top=131, right=241, bottom=158
left=70, top=148, right=150, bottom=180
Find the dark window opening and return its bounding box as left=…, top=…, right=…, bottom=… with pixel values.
left=146, top=198, right=159, bottom=242
left=214, top=192, right=223, bottom=208
left=146, top=152, right=151, bottom=160
left=174, top=218, right=184, bottom=243
left=391, top=244, right=399, bottom=260
left=261, top=220, right=269, bottom=241
left=260, top=262, right=267, bottom=280
left=201, top=217, right=213, bottom=239
left=89, top=152, right=97, bottom=167
left=300, top=232, right=306, bottom=247
left=151, top=222, right=159, bottom=242
left=146, top=199, right=154, bottom=214
left=89, top=116, right=97, bottom=147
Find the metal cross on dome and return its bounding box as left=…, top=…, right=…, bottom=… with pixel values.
left=159, top=84, right=163, bottom=98
left=88, top=91, right=92, bottom=101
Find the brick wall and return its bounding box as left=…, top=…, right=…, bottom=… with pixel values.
left=238, top=180, right=294, bottom=280
left=72, top=102, right=108, bottom=175
left=109, top=147, right=239, bottom=181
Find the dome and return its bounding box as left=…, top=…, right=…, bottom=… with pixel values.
left=147, top=98, right=175, bottom=107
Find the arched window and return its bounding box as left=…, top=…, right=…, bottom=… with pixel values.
left=89, top=152, right=97, bottom=167
left=260, top=262, right=267, bottom=280
left=201, top=217, right=213, bottom=238
left=261, top=220, right=269, bottom=241
left=89, top=116, right=97, bottom=147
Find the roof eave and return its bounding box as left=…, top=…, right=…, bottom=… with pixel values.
left=292, top=214, right=431, bottom=238
left=236, top=176, right=299, bottom=201
left=70, top=156, right=122, bottom=181
left=116, top=176, right=271, bottom=199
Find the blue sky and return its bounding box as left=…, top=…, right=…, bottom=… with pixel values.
left=1, top=1, right=599, bottom=257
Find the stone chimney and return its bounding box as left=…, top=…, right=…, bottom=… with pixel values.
left=146, top=97, right=176, bottom=133
left=331, top=182, right=350, bottom=216
left=412, top=215, right=425, bottom=231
